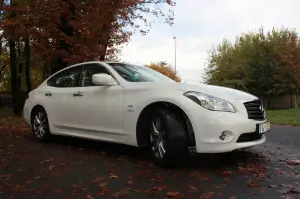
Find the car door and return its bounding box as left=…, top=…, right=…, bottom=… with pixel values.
left=45, top=65, right=83, bottom=131
left=70, top=63, right=125, bottom=138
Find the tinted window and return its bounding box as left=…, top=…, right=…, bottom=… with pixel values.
left=47, top=66, right=82, bottom=88
left=81, top=64, right=110, bottom=87
left=107, top=63, right=174, bottom=82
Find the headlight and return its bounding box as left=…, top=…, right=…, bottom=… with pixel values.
left=184, top=91, right=236, bottom=112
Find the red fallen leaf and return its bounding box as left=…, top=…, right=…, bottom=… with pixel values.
left=188, top=185, right=199, bottom=192
left=152, top=185, right=168, bottom=191
left=166, top=192, right=181, bottom=198
left=286, top=159, right=300, bottom=165
left=53, top=188, right=63, bottom=194
left=109, top=173, right=118, bottom=179
left=44, top=183, right=51, bottom=188
left=8, top=196, right=16, bottom=199
left=224, top=178, right=231, bottom=182
left=97, top=182, right=109, bottom=195
left=286, top=189, right=300, bottom=194
left=285, top=194, right=297, bottom=199
left=85, top=194, right=95, bottom=199
left=126, top=181, right=133, bottom=185
left=151, top=177, right=165, bottom=182
left=247, top=181, right=260, bottom=188
left=92, top=177, right=105, bottom=183
left=200, top=192, right=214, bottom=199
left=112, top=190, right=130, bottom=197
left=221, top=170, right=233, bottom=176
left=12, top=185, right=26, bottom=192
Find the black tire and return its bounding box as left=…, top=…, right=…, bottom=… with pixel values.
left=31, top=107, right=52, bottom=141
left=147, top=107, right=189, bottom=167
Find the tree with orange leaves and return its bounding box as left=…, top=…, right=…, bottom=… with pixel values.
left=145, top=61, right=181, bottom=82
left=1, top=0, right=176, bottom=74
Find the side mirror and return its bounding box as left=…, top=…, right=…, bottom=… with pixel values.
left=92, top=73, right=117, bottom=86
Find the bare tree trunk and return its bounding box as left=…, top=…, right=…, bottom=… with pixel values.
left=24, top=37, right=31, bottom=92
left=9, top=38, right=21, bottom=115
left=294, top=93, right=298, bottom=108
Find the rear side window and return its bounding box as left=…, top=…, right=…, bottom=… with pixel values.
left=47, top=66, right=83, bottom=88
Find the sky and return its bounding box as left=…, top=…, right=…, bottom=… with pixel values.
left=119, top=0, right=300, bottom=82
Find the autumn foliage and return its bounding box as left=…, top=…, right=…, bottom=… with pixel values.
left=1, top=0, right=175, bottom=73
left=204, top=27, right=300, bottom=95
left=145, top=61, right=181, bottom=82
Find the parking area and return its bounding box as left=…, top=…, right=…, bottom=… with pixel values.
left=0, top=126, right=300, bottom=199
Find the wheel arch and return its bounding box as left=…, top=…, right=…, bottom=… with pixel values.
left=136, top=101, right=196, bottom=151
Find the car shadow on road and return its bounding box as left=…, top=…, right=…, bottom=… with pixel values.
left=23, top=133, right=267, bottom=171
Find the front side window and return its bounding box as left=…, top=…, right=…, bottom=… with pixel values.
left=47, top=66, right=83, bottom=88
left=81, top=64, right=110, bottom=87
left=107, top=63, right=175, bottom=83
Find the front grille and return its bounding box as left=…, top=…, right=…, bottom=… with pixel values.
left=244, top=100, right=265, bottom=120
left=237, top=132, right=262, bottom=143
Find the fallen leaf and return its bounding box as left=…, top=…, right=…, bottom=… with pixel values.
left=200, top=192, right=214, bottom=199
left=112, top=190, right=130, bottom=198
left=286, top=159, right=300, bottom=165
left=34, top=176, right=43, bottom=180
left=53, top=188, right=63, bottom=194
left=230, top=196, right=237, bottom=199
left=247, top=181, right=260, bottom=188
left=91, top=177, right=105, bottom=183
left=85, top=194, right=94, bottom=199
left=269, top=184, right=277, bottom=188
left=221, top=170, right=233, bottom=176
left=166, top=192, right=181, bottom=198
left=97, top=182, right=109, bottom=195
left=73, top=184, right=86, bottom=192
left=109, top=173, right=118, bottom=179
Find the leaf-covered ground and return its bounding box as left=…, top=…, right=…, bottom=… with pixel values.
left=0, top=115, right=300, bottom=199
left=267, top=108, right=300, bottom=127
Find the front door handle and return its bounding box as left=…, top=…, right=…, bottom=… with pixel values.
left=45, top=92, right=52, bottom=97
left=73, top=91, right=83, bottom=97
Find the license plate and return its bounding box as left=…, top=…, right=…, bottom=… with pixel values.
left=258, top=122, right=270, bottom=134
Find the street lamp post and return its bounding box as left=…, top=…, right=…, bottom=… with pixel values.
left=173, top=36, right=177, bottom=73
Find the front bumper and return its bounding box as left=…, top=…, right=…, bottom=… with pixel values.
left=187, top=108, right=268, bottom=153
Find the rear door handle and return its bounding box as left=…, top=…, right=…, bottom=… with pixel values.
left=45, top=92, right=52, bottom=96
left=73, top=91, right=83, bottom=97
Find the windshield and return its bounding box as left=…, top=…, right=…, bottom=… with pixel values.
left=107, top=63, right=175, bottom=83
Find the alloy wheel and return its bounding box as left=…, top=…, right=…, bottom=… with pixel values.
left=33, top=111, right=48, bottom=139
left=149, top=117, right=167, bottom=159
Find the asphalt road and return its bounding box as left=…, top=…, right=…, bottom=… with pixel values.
left=0, top=125, right=299, bottom=199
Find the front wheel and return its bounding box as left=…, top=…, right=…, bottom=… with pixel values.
left=147, top=107, right=189, bottom=167
left=31, top=107, right=52, bottom=141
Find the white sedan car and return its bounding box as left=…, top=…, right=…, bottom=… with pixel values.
left=23, top=61, right=270, bottom=166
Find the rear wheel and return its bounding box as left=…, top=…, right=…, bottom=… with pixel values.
left=147, top=107, right=189, bottom=167
left=31, top=107, right=52, bottom=141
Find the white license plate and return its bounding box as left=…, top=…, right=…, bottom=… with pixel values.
left=259, top=122, right=270, bottom=134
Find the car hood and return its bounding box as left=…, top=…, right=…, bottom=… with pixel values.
left=180, top=82, right=258, bottom=101
left=125, top=82, right=258, bottom=102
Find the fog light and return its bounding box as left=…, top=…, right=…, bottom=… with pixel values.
left=219, top=131, right=232, bottom=141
